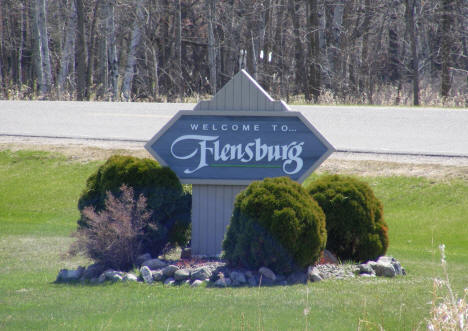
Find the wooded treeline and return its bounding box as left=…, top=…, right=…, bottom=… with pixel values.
left=0, top=0, right=466, bottom=106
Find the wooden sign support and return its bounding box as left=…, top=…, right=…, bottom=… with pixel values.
left=191, top=70, right=289, bottom=256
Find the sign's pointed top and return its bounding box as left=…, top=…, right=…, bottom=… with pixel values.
left=194, top=70, right=290, bottom=112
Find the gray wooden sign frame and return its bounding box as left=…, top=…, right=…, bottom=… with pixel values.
left=145, top=110, right=334, bottom=186
left=145, top=70, right=334, bottom=256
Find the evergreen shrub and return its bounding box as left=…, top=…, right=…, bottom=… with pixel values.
left=306, top=174, right=388, bottom=262
left=77, top=155, right=191, bottom=257
left=222, top=177, right=327, bottom=274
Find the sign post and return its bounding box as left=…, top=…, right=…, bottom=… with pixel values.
left=146, top=70, right=334, bottom=256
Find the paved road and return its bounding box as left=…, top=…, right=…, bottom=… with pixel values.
left=1, top=100, right=467, bottom=157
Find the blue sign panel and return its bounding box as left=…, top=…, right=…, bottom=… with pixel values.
left=145, top=111, right=334, bottom=184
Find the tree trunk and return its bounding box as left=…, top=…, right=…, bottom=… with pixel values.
left=288, top=0, right=307, bottom=98
left=105, top=0, right=119, bottom=101
left=86, top=0, right=101, bottom=100
left=38, top=0, right=52, bottom=94
left=75, top=0, right=87, bottom=100
left=307, top=0, right=320, bottom=102
left=58, top=0, right=77, bottom=98
left=440, top=0, right=452, bottom=98
left=17, top=2, right=25, bottom=91
left=359, top=0, right=371, bottom=102
left=175, top=0, right=183, bottom=101
left=405, top=0, right=419, bottom=106
left=388, top=8, right=400, bottom=83
left=206, top=0, right=217, bottom=95
left=33, top=0, right=52, bottom=97
left=121, top=0, right=145, bottom=101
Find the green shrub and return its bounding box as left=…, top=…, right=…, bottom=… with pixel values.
left=306, top=174, right=388, bottom=262
left=222, top=177, right=327, bottom=274
left=77, top=155, right=191, bottom=257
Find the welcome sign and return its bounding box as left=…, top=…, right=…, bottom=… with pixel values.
left=145, top=110, right=334, bottom=185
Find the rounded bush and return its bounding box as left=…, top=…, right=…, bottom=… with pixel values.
left=222, top=177, right=327, bottom=274
left=306, top=174, right=388, bottom=262
left=78, top=155, right=191, bottom=257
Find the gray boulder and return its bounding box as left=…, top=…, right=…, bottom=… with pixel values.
left=191, top=279, right=205, bottom=288
left=307, top=266, right=323, bottom=282
left=56, top=267, right=85, bottom=283
left=164, top=277, right=176, bottom=286
left=136, top=253, right=152, bottom=266
left=174, top=269, right=191, bottom=281
left=152, top=270, right=164, bottom=281
left=214, top=277, right=232, bottom=287
left=247, top=275, right=258, bottom=287
left=162, top=265, right=179, bottom=277
left=191, top=267, right=212, bottom=281
left=230, top=271, right=247, bottom=285
left=82, top=263, right=106, bottom=280
left=258, top=267, right=276, bottom=282
left=358, top=264, right=375, bottom=275
left=140, top=266, right=153, bottom=283
left=142, top=258, right=167, bottom=270
left=374, top=262, right=396, bottom=277
left=104, top=270, right=124, bottom=282
left=124, top=273, right=138, bottom=282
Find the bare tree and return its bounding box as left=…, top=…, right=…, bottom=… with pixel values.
left=33, top=0, right=52, bottom=97
left=405, top=0, right=419, bottom=105
left=75, top=0, right=87, bottom=100
left=206, top=0, right=217, bottom=94
left=104, top=0, right=118, bottom=100
left=440, top=0, right=453, bottom=98
left=121, top=0, right=145, bottom=101
left=58, top=0, right=77, bottom=98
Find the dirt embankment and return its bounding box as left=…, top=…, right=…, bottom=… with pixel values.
left=1, top=136, right=467, bottom=181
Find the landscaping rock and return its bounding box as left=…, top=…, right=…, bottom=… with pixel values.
left=164, top=277, right=176, bottom=286
left=307, top=266, right=323, bottom=282
left=230, top=271, right=247, bottom=286
left=287, top=271, right=307, bottom=285
left=124, top=273, right=138, bottom=282
left=82, top=263, right=106, bottom=280
left=97, top=273, right=107, bottom=284
left=174, top=269, right=191, bottom=281
left=191, top=267, right=212, bottom=281
left=215, top=277, right=232, bottom=287
left=247, top=275, right=258, bottom=287
left=56, top=267, right=85, bottom=283
left=191, top=279, right=205, bottom=288
left=374, top=262, right=396, bottom=277
left=162, top=265, right=179, bottom=277
left=151, top=270, right=164, bottom=281
left=142, top=258, right=166, bottom=270
left=258, top=267, right=276, bottom=282
left=140, top=266, right=153, bottom=284
left=359, top=273, right=376, bottom=278
left=136, top=253, right=152, bottom=266
left=104, top=270, right=124, bottom=282
left=358, top=264, right=375, bottom=275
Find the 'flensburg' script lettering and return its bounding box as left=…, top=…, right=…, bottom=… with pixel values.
left=170, top=135, right=304, bottom=175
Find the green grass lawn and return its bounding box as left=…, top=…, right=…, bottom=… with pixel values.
left=0, top=150, right=467, bottom=330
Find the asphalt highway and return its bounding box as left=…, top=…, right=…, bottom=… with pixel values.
left=1, top=100, right=467, bottom=157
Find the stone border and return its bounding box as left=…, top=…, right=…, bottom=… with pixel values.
left=55, top=254, right=406, bottom=287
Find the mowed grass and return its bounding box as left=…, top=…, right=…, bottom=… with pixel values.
left=1, top=150, right=467, bottom=330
